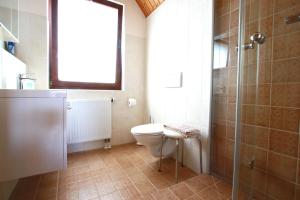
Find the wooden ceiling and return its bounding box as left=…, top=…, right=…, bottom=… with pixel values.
left=136, top=0, right=165, bottom=17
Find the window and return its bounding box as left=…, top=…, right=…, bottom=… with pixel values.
left=213, top=40, right=229, bottom=69
left=49, top=0, right=123, bottom=90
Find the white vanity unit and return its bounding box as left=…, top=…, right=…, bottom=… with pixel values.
left=0, top=89, right=67, bottom=182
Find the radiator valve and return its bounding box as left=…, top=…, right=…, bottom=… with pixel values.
left=104, top=138, right=111, bottom=149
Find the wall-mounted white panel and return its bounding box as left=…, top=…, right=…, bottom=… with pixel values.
left=164, top=72, right=182, bottom=88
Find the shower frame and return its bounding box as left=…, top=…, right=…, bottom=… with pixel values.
left=232, top=0, right=245, bottom=199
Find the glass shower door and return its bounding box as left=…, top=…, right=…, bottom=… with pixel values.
left=235, top=0, right=271, bottom=198
left=233, top=0, right=300, bottom=199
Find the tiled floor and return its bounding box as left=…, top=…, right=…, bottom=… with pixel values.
left=10, top=143, right=233, bottom=200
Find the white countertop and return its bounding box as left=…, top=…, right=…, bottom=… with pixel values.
left=0, top=89, right=67, bottom=98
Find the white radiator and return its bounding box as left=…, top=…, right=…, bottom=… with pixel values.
left=67, top=99, right=112, bottom=144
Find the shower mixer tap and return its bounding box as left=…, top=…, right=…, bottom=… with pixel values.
left=236, top=32, right=266, bottom=51
left=250, top=32, right=266, bottom=44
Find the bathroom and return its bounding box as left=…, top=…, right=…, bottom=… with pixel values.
left=0, top=0, right=299, bottom=199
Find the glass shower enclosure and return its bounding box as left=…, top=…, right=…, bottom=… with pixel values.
left=211, top=0, right=300, bottom=199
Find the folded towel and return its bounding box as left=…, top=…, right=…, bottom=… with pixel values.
left=163, top=124, right=200, bottom=137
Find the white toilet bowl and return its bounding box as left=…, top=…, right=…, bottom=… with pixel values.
left=131, top=124, right=176, bottom=157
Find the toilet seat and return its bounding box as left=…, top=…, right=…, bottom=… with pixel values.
left=131, top=123, right=164, bottom=136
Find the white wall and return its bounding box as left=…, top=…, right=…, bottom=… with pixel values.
left=68, top=34, right=146, bottom=147
left=67, top=0, right=147, bottom=147
left=15, top=0, right=147, bottom=148
left=1, top=1, right=146, bottom=198
left=16, top=10, right=48, bottom=89
left=146, top=0, right=213, bottom=173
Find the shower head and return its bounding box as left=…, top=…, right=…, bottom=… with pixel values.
left=250, top=32, right=266, bottom=44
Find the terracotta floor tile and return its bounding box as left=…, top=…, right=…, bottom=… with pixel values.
left=129, top=172, right=149, bottom=184
left=36, top=187, right=57, bottom=200
left=89, top=169, right=106, bottom=178
left=197, top=186, right=227, bottom=200
left=108, top=170, right=127, bottom=181
left=170, top=182, right=194, bottom=200
left=89, top=161, right=106, bottom=171
left=39, top=172, right=58, bottom=188
left=119, top=185, right=141, bottom=200
left=96, top=182, right=116, bottom=196
left=78, top=181, right=98, bottom=200
left=215, top=181, right=232, bottom=198
left=100, top=191, right=122, bottom=200
left=11, top=175, right=40, bottom=197
left=147, top=175, right=173, bottom=189
left=94, top=173, right=111, bottom=184
left=58, top=189, right=79, bottom=200
left=113, top=177, right=132, bottom=190
left=194, top=174, right=215, bottom=186
left=124, top=166, right=141, bottom=177
left=186, top=194, right=202, bottom=200
left=139, top=193, right=156, bottom=200
left=103, top=159, right=120, bottom=169
left=136, top=162, right=152, bottom=171
left=116, top=157, right=135, bottom=169
left=142, top=166, right=159, bottom=177
left=212, top=176, right=222, bottom=184
left=58, top=182, right=78, bottom=194
left=178, top=167, right=197, bottom=181
left=10, top=144, right=230, bottom=200
left=12, top=195, right=40, bottom=200
left=184, top=176, right=208, bottom=193
left=78, top=188, right=98, bottom=200
left=135, top=181, right=157, bottom=195
left=152, top=189, right=179, bottom=200
left=59, top=174, right=79, bottom=185
left=77, top=172, right=93, bottom=183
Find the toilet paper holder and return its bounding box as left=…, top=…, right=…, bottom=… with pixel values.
left=128, top=98, right=137, bottom=107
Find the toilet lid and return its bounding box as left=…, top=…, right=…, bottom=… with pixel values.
left=131, top=123, right=164, bottom=135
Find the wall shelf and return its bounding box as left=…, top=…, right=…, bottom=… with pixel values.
left=214, top=32, right=229, bottom=42
left=0, top=22, right=18, bottom=43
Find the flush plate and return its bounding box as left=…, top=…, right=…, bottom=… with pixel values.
left=164, top=72, right=183, bottom=88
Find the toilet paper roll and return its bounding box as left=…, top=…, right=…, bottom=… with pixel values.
left=128, top=98, right=137, bottom=107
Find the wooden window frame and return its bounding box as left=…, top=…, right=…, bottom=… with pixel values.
left=49, top=0, right=123, bottom=90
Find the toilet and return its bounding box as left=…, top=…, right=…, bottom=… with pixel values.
left=131, top=123, right=176, bottom=157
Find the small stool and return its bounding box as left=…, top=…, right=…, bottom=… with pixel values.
left=159, top=129, right=203, bottom=183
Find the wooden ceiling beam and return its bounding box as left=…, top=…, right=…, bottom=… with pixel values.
left=135, top=0, right=165, bottom=17
left=136, top=0, right=148, bottom=16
